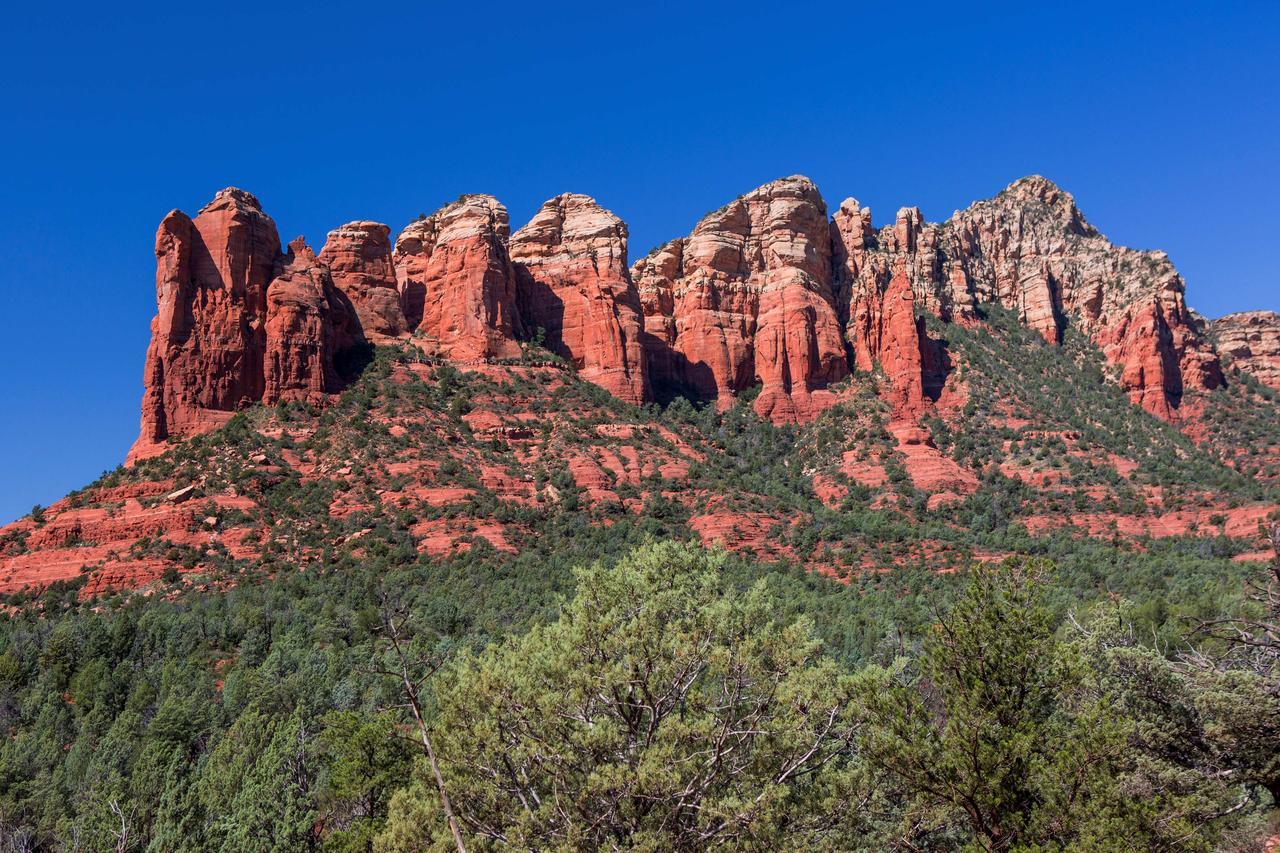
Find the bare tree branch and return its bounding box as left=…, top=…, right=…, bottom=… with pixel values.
left=374, top=588, right=467, bottom=853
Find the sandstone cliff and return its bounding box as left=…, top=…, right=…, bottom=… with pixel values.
left=632, top=176, right=847, bottom=421
left=132, top=189, right=281, bottom=461
left=940, top=176, right=1222, bottom=418
left=510, top=194, right=648, bottom=405
left=264, top=237, right=348, bottom=405
left=133, top=176, right=1239, bottom=461
left=318, top=221, right=407, bottom=341
left=393, top=195, right=524, bottom=361
left=1212, top=311, right=1280, bottom=391
left=828, top=175, right=1222, bottom=421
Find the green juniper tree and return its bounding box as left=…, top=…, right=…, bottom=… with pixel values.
left=857, top=560, right=1157, bottom=850
left=378, top=541, right=874, bottom=851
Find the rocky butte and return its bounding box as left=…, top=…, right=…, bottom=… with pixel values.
left=131, top=175, right=1264, bottom=461
left=5, top=172, right=1278, bottom=598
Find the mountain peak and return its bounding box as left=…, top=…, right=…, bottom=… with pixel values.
left=199, top=186, right=267, bottom=216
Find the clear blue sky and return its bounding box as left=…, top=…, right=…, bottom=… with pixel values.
left=1, top=0, right=1276, bottom=523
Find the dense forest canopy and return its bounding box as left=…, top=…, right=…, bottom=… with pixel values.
left=1, top=531, right=1278, bottom=850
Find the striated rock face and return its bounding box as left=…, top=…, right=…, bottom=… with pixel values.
left=393, top=196, right=524, bottom=361
left=511, top=194, right=648, bottom=405
left=131, top=189, right=370, bottom=462
left=632, top=176, right=847, bottom=420
left=832, top=201, right=940, bottom=416
left=132, top=175, right=1239, bottom=465
left=631, top=239, right=683, bottom=388
left=1212, top=311, right=1280, bottom=391
left=318, top=221, right=406, bottom=341
left=944, top=176, right=1223, bottom=417
left=132, top=189, right=281, bottom=461
left=831, top=175, right=1222, bottom=420
left=264, top=238, right=347, bottom=404
left=871, top=264, right=929, bottom=417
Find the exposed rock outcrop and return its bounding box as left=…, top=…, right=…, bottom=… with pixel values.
left=631, top=239, right=683, bottom=389
left=511, top=194, right=648, bottom=405
left=832, top=201, right=942, bottom=416
left=1212, top=310, right=1280, bottom=391
left=876, top=266, right=928, bottom=417
left=264, top=238, right=347, bottom=404
left=632, top=176, right=847, bottom=420
left=943, top=176, right=1223, bottom=417
left=830, top=175, right=1222, bottom=421
left=132, top=189, right=281, bottom=461
left=393, top=195, right=524, bottom=361
left=132, top=175, right=1237, bottom=467
left=318, top=221, right=406, bottom=341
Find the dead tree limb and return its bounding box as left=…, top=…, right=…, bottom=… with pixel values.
left=375, top=592, right=467, bottom=853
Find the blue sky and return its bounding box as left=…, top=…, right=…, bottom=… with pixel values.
left=1, top=0, right=1276, bottom=523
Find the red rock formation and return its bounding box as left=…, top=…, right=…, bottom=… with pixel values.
left=131, top=188, right=281, bottom=461
left=946, top=176, right=1222, bottom=416
left=878, top=267, right=928, bottom=417
left=631, top=239, right=683, bottom=389
left=830, top=175, right=1221, bottom=421
left=511, top=194, right=648, bottom=405
left=832, top=204, right=937, bottom=418
left=264, top=238, right=347, bottom=404
left=1095, top=301, right=1183, bottom=419
left=832, top=198, right=889, bottom=372
left=318, top=221, right=407, bottom=341
left=393, top=195, right=524, bottom=361
left=129, top=175, right=1232, bottom=469
left=631, top=176, right=847, bottom=420
left=1212, top=311, right=1280, bottom=391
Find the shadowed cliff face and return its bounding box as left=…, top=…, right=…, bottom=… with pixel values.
left=132, top=175, right=1231, bottom=461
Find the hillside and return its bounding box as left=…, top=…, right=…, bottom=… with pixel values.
left=2, top=175, right=1277, bottom=599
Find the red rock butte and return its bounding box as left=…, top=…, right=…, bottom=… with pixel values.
left=131, top=175, right=1253, bottom=461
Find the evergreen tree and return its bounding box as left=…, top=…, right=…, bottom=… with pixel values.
left=857, top=560, right=1144, bottom=850
left=379, top=541, right=873, bottom=850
